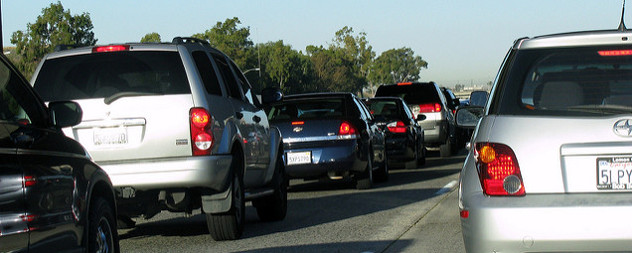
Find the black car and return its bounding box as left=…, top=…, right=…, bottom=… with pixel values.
left=363, top=97, right=426, bottom=170
left=0, top=54, right=118, bottom=252
left=375, top=82, right=457, bottom=157
left=266, top=93, right=387, bottom=189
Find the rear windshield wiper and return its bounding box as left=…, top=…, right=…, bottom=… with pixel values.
left=104, top=92, right=161, bottom=104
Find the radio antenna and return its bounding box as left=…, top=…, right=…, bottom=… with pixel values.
left=619, top=0, right=627, bottom=31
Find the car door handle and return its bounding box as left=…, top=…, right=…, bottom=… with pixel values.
left=252, top=115, right=261, bottom=123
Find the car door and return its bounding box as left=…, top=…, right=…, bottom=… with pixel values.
left=0, top=56, right=83, bottom=251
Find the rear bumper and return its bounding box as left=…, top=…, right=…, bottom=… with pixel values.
left=283, top=140, right=366, bottom=179
left=98, top=155, right=232, bottom=192
left=385, top=135, right=415, bottom=162
left=461, top=192, right=632, bottom=252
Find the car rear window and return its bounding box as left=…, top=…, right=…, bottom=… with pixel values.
left=33, top=51, right=190, bottom=101
left=267, top=98, right=346, bottom=121
left=365, top=100, right=400, bottom=120
left=375, top=84, right=440, bottom=105
left=497, top=46, right=632, bottom=116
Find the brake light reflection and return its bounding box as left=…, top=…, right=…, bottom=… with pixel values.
left=598, top=50, right=632, bottom=56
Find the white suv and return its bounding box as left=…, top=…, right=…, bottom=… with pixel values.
left=31, top=37, right=287, bottom=241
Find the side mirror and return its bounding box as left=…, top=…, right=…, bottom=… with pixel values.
left=49, top=101, right=83, bottom=128
left=261, top=87, right=283, bottom=105
left=416, top=114, right=426, bottom=121
left=455, top=106, right=484, bottom=129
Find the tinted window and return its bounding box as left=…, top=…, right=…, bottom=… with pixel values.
left=375, top=84, right=441, bottom=105
left=0, top=60, right=44, bottom=126
left=268, top=98, right=346, bottom=121
left=192, top=51, right=222, bottom=96
left=34, top=51, right=190, bottom=101
left=212, top=53, right=242, bottom=100
left=230, top=61, right=260, bottom=106
left=366, top=100, right=400, bottom=120
left=498, top=46, right=632, bottom=116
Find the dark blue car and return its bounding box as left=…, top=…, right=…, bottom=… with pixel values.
left=267, top=93, right=387, bottom=189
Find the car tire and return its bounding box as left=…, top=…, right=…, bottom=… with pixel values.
left=374, top=156, right=389, bottom=182
left=440, top=139, right=452, bottom=157
left=417, top=146, right=426, bottom=167
left=207, top=151, right=245, bottom=241
left=356, top=150, right=374, bottom=190
left=253, top=150, right=288, bottom=222
left=87, top=197, right=119, bottom=253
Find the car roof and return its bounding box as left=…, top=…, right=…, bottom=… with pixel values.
left=283, top=92, right=354, bottom=100
left=515, top=29, right=632, bottom=50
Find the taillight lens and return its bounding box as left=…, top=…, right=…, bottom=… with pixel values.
left=475, top=143, right=525, bottom=196
left=339, top=121, right=357, bottom=135
left=387, top=121, right=407, bottom=133
left=92, top=45, right=130, bottom=53
left=418, top=103, right=442, bottom=113
left=190, top=108, right=214, bottom=156
left=23, top=176, right=36, bottom=187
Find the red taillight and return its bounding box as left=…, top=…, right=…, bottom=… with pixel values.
left=475, top=143, right=525, bottom=196
left=23, top=176, right=36, bottom=187
left=418, top=103, right=442, bottom=113
left=339, top=121, right=357, bottom=135
left=92, top=45, right=130, bottom=53
left=387, top=121, right=407, bottom=133
left=291, top=121, right=304, bottom=125
left=460, top=210, right=469, bottom=219
left=190, top=108, right=214, bottom=156
left=598, top=50, right=632, bottom=56
left=397, top=82, right=413, bottom=86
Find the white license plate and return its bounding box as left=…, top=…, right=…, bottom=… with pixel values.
left=597, top=157, right=632, bottom=190
left=286, top=151, right=312, bottom=165
left=93, top=127, right=128, bottom=146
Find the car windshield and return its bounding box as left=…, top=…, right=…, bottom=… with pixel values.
left=267, top=98, right=346, bottom=121
left=499, top=46, right=632, bottom=116
left=33, top=51, right=190, bottom=101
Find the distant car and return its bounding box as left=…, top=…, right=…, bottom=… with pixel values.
left=375, top=82, right=457, bottom=157
left=267, top=92, right=387, bottom=188
left=362, top=97, right=426, bottom=170
left=30, top=37, right=287, bottom=241
left=458, top=27, right=632, bottom=252
left=0, top=54, right=118, bottom=252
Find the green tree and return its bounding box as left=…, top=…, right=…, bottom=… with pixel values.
left=330, top=27, right=375, bottom=95
left=306, top=45, right=361, bottom=93
left=257, top=41, right=313, bottom=94
left=369, top=47, right=427, bottom=85
left=141, top=32, right=161, bottom=43
left=10, top=2, right=97, bottom=78
left=193, top=17, right=255, bottom=70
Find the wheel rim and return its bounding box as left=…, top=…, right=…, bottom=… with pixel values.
left=96, top=216, right=113, bottom=253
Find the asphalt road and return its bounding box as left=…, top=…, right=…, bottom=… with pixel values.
left=119, top=151, right=466, bottom=253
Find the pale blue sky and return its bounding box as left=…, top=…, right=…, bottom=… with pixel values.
left=1, top=0, right=626, bottom=87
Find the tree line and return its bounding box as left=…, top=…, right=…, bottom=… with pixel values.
left=9, top=2, right=428, bottom=95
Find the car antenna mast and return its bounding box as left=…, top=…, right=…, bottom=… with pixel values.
left=619, top=0, right=628, bottom=31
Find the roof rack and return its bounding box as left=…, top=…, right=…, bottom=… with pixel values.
left=172, top=37, right=209, bottom=45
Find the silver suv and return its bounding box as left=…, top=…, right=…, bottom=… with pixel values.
left=31, top=37, right=287, bottom=241
left=457, top=28, right=632, bottom=251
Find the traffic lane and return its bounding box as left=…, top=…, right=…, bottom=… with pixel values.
left=118, top=153, right=465, bottom=253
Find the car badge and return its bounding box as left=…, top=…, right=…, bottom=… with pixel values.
left=293, top=127, right=303, bottom=133
left=613, top=119, right=632, bottom=137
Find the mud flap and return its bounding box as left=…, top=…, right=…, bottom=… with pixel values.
left=201, top=182, right=233, bottom=214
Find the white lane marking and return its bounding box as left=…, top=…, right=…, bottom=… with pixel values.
left=435, top=180, right=457, bottom=195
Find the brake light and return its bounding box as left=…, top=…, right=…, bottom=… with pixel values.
left=291, top=121, right=304, bottom=125
left=418, top=103, right=442, bottom=113
left=598, top=50, right=632, bottom=56
left=190, top=108, right=214, bottom=156
left=339, top=121, right=357, bottom=135
left=475, top=143, right=525, bottom=196
left=387, top=121, right=407, bottom=133
left=23, top=176, right=36, bottom=187
left=92, top=45, right=130, bottom=53
left=397, top=82, right=413, bottom=86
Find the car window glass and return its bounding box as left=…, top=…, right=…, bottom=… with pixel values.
left=0, top=63, right=36, bottom=125
left=33, top=51, right=190, bottom=100
left=268, top=98, right=345, bottom=121
left=229, top=61, right=260, bottom=106
left=192, top=51, right=222, bottom=96
left=211, top=53, right=242, bottom=100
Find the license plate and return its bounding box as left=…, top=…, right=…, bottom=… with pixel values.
left=93, top=127, right=128, bottom=146
left=286, top=151, right=311, bottom=165
left=597, top=157, right=632, bottom=190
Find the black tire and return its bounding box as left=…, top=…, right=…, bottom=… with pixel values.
left=440, top=139, right=452, bottom=158
left=417, top=146, right=426, bottom=167
left=356, top=151, right=373, bottom=189
left=206, top=152, right=245, bottom=241
left=253, top=150, right=288, bottom=222
left=374, top=155, right=389, bottom=182
left=88, top=197, right=119, bottom=253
